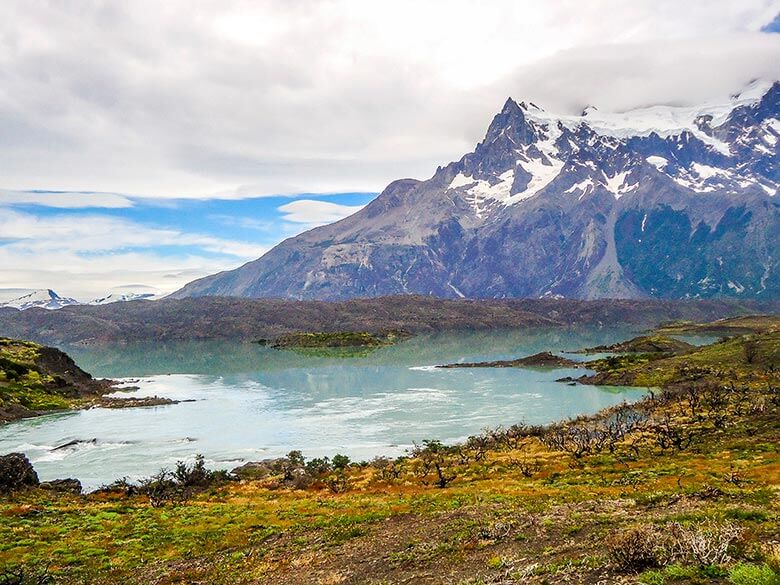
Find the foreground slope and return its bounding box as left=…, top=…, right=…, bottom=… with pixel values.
left=1, top=322, right=777, bottom=584
left=173, top=81, right=780, bottom=301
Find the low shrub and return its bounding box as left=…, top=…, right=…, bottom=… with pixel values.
left=608, top=521, right=743, bottom=574
left=607, top=525, right=663, bottom=572
left=0, top=566, right=53, bottom=585
left=103, top=455, right=231, bottom=506
left=638, top=569, right=665, bottom=585
left=666, top=521, right=742, bottom=566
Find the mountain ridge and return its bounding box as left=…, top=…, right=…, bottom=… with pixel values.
left=172, top=81, right=780, bottom=301
left=0, top=289, right=157, bottom=311
left=1, top=296, right=776, bottom=346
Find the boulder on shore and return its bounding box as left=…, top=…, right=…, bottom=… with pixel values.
left=40, top=478, right=82, bottom=494
left=231, top=459, right=285, bottom=480
left=0, top=452, right=39, bottom=493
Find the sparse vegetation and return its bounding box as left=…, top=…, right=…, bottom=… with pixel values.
left=267, top=330, right=410, bottom=349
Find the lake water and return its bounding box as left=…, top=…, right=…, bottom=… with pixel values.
left=0, top=328, right=651, bottom=490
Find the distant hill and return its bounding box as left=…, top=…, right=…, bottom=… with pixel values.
left=0, top=296, right=776, bottom=346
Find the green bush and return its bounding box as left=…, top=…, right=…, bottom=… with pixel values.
left=638, top=569, right=665, bottom=585
left=724, top=509, right=769, bottom=522
left=729, top=563, right=780, bottom=585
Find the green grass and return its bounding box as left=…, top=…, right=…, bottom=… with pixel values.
left=729, top=563, right=780, bottom=585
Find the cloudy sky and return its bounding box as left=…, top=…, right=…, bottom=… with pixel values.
left=1, top=0, right=779, bottom=300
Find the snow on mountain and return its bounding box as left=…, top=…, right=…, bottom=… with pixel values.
left=524, top=79, right=775, bottom=149
left=0, top=289, right=81, bottom=311
left=88, top=292, right=156, bottom=305
left=0, top=290, right=159, bottom=310
left=443, top=79, right=778, bottom=214
left=171, top=80, right=780, bottom=301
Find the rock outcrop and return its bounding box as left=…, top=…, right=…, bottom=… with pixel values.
left=0, top=452, right=39, bottom=493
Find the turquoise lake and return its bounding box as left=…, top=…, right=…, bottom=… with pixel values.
left=0, top=328, right=653, bottom=490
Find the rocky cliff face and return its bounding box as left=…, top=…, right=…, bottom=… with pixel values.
left=172, top=81, right=780, bottom=300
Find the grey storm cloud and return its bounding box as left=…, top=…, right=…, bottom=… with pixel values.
left=0, top=0, right=779, bottom=198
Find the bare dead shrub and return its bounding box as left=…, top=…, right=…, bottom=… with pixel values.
left=409, top=440, right=458, bottom=488
left=607, top=520, right=743, bottom=573
left=606, top=525, right=664, bottom=572
left=666, top=521, right=743, bottom=566
left=648, top=412, right=698, bottom=452
left=509, top=455, right=541, bottom=478
left=370, top=456, right=404, bottom=480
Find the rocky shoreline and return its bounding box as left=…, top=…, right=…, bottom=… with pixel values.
left=0, top=338, right=183, bottom=424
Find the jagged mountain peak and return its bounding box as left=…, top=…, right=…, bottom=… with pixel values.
left=500, top=97, right=522, bottom=114
left=452, top=81, right=779, bottom=213
left=0, top=289, right=80, bottom=311
left=581, top=105, right=599, bottom=117
left=172, top=82, right=779, bottom=302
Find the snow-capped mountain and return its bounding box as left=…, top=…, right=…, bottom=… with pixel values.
left=172, top=80, right=780, bottom=301
left=0, top=289, right=81, bottom=311
left=89, top=292, right=156, bottom=305
left=0, top=290, right=158, bottom=311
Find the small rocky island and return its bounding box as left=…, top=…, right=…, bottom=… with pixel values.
left=260, top=330, right=411, bottom=351
left=255, top=330, right=411, bottom=357
left=436, top=335, right=698, bottom=375
left=438, top=351, right=580, bottom=369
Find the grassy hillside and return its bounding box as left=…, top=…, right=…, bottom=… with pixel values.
left=582, top=330, right=780, bottom=388
left=0, top=338, right=113, bottom=422
left=0, top=323, right=778, bottom=584
left=657, top=315, right=780, bottom=335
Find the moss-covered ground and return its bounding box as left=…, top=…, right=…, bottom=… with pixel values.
left=0, top=339, right=72, bottom=416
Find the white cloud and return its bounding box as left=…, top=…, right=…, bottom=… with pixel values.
left=277, top=200, right=366, bottom=225
left=1, top=1, right=779, bottom=296
left=0, top=209, right=266, bottom=299
left=501, top=34, right=780, bottom=115
left=0, top=1, right=777, bottom=199
left=0, top=190, right=135, bottom=208
left=0, top=288, right=36, bottom=303
left=0, top=249, right=246, bottom=301
left=0, top=209, right=263, bottom=257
